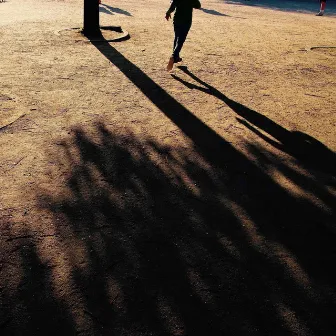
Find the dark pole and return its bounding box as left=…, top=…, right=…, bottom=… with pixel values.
left=83, top=0, right=101, bottom=37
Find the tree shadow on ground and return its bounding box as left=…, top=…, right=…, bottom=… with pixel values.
left=200, top=8, right=230, bottom=16
left=225, top=0, right=336, bottom=15
left=0, top=216, right=76, bottom=335
left=1, top=37, right=335, bottom=335
left=100, top=4, right=132, bottom=16
left=31, top=121, right=335, bottom=335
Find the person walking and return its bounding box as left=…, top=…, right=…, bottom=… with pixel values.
left=316, top=0, right=326, bottom=16
left=166, top=0, right=201, bottom=71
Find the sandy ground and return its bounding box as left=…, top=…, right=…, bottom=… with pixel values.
left=0, top=0, right=335, bottom=335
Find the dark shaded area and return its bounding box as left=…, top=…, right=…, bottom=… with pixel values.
left=200, top=8, right=230, bottom=16
left=225, top=0, right=336, bottom=15
left=100, top=4, right=132, bottom=16
left=36, top=124, right=335, bottom=335
left=0, top=240, right=76, bottom=335
left=172, top=66, right=336, bottom=176
left=99, top=6, right=113, bottom=15
left=2, top=37, right=335, bottom=335
left=25, top=121, right=334, bottom=336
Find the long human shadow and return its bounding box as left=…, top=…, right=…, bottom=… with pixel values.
left=172, top=66, right=336, bottom=176
left=90, top=37, right=258, bottom=176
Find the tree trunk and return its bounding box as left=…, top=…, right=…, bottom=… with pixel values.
left=83, top=0, right=101, bottom=37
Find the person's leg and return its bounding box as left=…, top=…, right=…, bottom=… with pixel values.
left=172, top=24, right=182, bottom=62
left=167, top=24, right=189, bottom=71
left=172, top=23, right=191, bottom=62
left=317, top=0, right=326, bottom=15
left=167, top=26, right=180, bottom=71
left=173, top=27, right=178, bottom=54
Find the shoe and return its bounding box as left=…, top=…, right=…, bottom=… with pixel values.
left=166, top=56, right=174, bottom=71
left=316, top=11, right=324, bottom=16
left=174, top=57, right=182, bottom=63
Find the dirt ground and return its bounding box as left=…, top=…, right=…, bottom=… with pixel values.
left=0, top=0, right=335, bottom=335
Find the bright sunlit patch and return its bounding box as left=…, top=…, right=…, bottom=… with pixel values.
left=268, top=241, right=318, bottom=299
left=270, top=169, right=332, bottom=212
left=276, top=299, right=312, bottom=335
left=156, top=292, right=185, bottom=335
left=229, top=201, right=265, bottom=251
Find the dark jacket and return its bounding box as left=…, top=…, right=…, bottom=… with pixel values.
left=167, top=0, right=201, bottom=24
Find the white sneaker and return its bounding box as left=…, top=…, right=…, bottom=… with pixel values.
left=316, top=11, right=324, bottom=16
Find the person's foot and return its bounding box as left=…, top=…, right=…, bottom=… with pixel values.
left=166, top=56, right=174, bottom=71
left=174, top=57, right=183, bottom=63
left=316, top=11, right=324, bottom=16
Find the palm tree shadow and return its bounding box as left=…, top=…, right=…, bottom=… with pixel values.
left=172, top=66, right=336, bottom=176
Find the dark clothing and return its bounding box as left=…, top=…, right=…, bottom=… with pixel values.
left=167, top=0, right=201, bottom=61
left=173, top=23, right=191, bottom=61
left=167, top=0, right=201, bottom=24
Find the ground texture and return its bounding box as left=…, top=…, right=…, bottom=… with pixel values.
left=0, top=0, right=335, bottom=335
